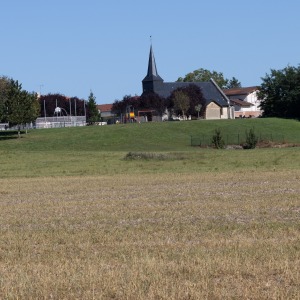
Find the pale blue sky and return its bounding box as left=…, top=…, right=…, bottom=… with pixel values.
left=1, top=0, right=299, bottom=103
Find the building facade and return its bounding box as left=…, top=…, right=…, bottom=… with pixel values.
left=224, top=87, right=262, bottom=118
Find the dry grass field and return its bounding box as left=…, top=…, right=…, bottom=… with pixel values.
left=0, top=170, right=299, bottom=299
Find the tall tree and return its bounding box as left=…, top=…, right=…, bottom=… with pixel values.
left=170, top=84, right=205, bottom=117
left=259, top=65, right=300, bottom=119
left=87, top=91, right=100, bottom=124
left=0, top=76, right=11, bottom=122
left=7, top=79, right=39, bottom=137
left=172, top=90, right=190, bottom=117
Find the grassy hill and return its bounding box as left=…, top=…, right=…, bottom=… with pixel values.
left=0, top=118, right=299, bottom=178
left=0, top=118, right=299, bottom=152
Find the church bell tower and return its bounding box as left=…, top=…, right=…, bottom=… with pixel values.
left=142, top=45, right=164, bottom=94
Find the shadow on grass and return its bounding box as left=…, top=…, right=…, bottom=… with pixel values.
left=0, top=130, right=25, bottom=140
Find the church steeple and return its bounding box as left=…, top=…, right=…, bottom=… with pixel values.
left=142, top=45, right=164, bottom=93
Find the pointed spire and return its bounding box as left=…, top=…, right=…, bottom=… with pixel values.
left=147, top=45, right=159, bottom=77
left=143, top=44, right=163, bottom=82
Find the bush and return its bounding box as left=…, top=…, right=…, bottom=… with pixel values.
left=124, top=152, right=186, bottom=161
left=243, top=128, right=258, bottom=149
left=211, top=129, right=225, bottom=149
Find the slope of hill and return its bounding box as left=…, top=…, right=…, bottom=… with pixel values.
left=0, top=118, right=299, bottom=152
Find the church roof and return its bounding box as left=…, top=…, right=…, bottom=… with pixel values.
left=142, top=45, right=164, bottom=82
left=153, top=80, right=230, bottom=107
left=142, top=45, right=230, bottom=107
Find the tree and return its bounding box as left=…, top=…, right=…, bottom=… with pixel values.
left=226, top=77, right=242, bottom=89
left=140, top=92, right=167, bottom=115
left=87, top=91, right=100, bottom=124
left=195, top=104, right=202, bottom=119
left=112, top=95, right=140, bottom=118
left=39, top=94, right=85, bottom=118
left=177, top=68, right=228, bottom=88
left=170, top=84, right=205, bottom=117
left=171, top=90, right=190, bottom=117
left=177, top=68, right=242, bottom=89
left=0, top=76, right=11, bottom=122
left=7, top=79, right=39, bottom=137
left=259, top=65, right=300, bottom=119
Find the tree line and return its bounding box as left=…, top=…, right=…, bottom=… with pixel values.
left=178, top=66, right=300, bottom=119
left=39, top=92, right=100, bottom=124
left=1, top=63, right=300, bottom=130
left=113, top=65, right=300, bottom=120
left=112, top=84, right=206, bottom=121
left=259, top=65, right=300, bottom=119
left=0, top=76, right=101, bottom=134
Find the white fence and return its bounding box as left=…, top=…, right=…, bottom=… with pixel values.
left=35, top=116, right=86, bottom=129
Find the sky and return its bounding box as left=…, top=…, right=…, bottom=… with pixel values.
left=1, top=0, right=300, bottom=104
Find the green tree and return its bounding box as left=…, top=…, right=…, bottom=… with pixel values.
left=177, top=68, right=229, bottom=88
left=140, top=92, right=166, bottom=115
left=87, top=91, right=100, bottom=124
left=195, top=104, right=202, bottom=119
left=177, top=68, right=242, bottom=89
left=172, top=90, right=190, bottom=117
left=169, top=84, right=205, bottom=118
left=226, top=77, right=242, bottom=89
left=7, top=79, right=40, bottom=137
left=259, top=65, right=300, bottom=119
left=0, top=76, right=10, bottom=122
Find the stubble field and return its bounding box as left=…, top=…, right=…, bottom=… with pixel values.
left=0, top=170, right=299, bottom=299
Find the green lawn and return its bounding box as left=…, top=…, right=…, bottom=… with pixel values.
left=0, top=118, right=299, bottom=178
left=1, top=118, right=300, bottom=152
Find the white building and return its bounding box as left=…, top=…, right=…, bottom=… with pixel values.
left=224, top=87, right=263, bottom=118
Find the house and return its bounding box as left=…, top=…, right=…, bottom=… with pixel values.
left=224, top=87, right=262, bottom=118
left=142, top=45, right=235, bottom=120
left=96, top=104, right=117, bottom=124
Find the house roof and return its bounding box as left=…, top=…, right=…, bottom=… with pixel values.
left=224, top=86, right=259, bottom=96
left=230, top=99, right=253, bottom=107
left=97, top=104, right=113, bottom=112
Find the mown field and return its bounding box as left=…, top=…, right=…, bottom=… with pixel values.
left=0, top=118, right=299, bottom=299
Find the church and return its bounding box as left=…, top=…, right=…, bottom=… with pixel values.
left=142, top=45, right=235, bottom=120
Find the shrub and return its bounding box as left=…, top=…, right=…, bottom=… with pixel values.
left=211, top=129, right=225, bottom=149
left=124, top=152, right=186, bottom=161
left=243, top=128, right=258, bottom=149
